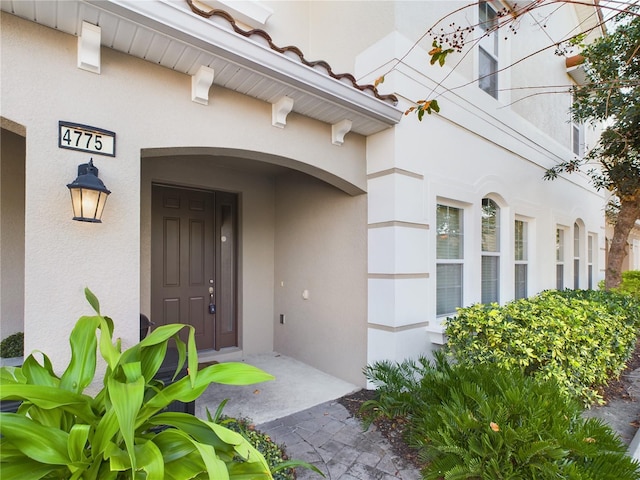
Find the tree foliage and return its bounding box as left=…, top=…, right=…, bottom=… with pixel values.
left=546, top=7, right=640, bottom=288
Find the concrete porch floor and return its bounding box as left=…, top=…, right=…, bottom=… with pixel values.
left=195, top=352, right=360, bottom=425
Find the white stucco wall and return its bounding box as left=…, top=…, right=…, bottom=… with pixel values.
left=353, top=5, right=606, bottom=366
left=1, top=1, right=609, bottom=384
left=343, top=1, right=590, bottom=155
left=509, top=2, right=583, bottom=147
left=274, top=171, right=368, bottom=386
left=1, top=12, right=370, bottom=376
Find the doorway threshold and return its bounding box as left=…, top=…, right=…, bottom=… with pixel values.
left=197, top=347, right=242, bottom=365
left=195, top=352, right=359, bottom=424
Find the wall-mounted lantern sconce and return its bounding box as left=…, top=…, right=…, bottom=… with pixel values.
left=67, top=159, right=111, bottom=223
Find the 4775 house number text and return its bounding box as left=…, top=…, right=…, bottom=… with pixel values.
left=58, top=121, right=116, bottom=157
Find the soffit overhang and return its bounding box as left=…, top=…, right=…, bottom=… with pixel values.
left=1, top=0, right=402, bottom=136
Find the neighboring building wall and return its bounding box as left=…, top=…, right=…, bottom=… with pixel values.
left=0, top=124, right=26, bottom=341
left=606, top=221, right=640, bottom=272
left=632, top=226, right=640, bottom=271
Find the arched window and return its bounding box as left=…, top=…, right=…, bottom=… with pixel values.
left=574, top=222, right=580, bottom=289
left=556, top=227, right=566, bottom=290
left=481, top=198, right=500, bottom=303
left=588, top=233, right=596, bottom=289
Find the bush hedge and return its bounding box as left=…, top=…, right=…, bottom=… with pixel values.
left=363, top=354, right=640, bottom=479
left=445, top=289, right=640, bottom=405
left=221, top=417, right=295, bottom=480
left=617, top=270, right=640, bottom=299
left=0, top=332, right=23, bottom=358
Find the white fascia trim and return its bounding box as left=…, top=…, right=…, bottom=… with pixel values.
left=86, top=0, right=402, bottom=126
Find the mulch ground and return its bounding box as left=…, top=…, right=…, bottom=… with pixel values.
left=337, top=339, right=640, bottom=471
left=337, top=389, right=424, bottom=469
left=599, top=337, right=640, bottom=402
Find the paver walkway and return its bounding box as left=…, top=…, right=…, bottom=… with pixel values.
left=258, top=400, right=422, bottom=480
left=259, top=368, right=640, bottom=480
left=198, top=353, right=640, bottom=477
left=583, top=365, right=640, bottom=459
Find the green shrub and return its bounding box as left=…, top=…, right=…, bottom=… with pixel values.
left=0, top=332, right=23, bottom=358
left=445, top=289, right=640, bottom=404
left=618, top=270, right=640, bottom=299
left=220, top=417, right=295, bottom=480
left=599, top=271, right=640, bottom=298
left=0, top=288, right=277, bottom=479
left=364, top=353, right=640, bottom=479
left=361, top=356, right=431, bottom=424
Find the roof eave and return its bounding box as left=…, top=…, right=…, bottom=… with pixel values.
left=88, top=0, right=403, bottom=132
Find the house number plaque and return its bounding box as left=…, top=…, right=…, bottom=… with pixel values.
left=58, top=121, right=116, bottom=157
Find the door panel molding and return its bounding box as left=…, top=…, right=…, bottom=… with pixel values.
left=152, top=184, right=238, bottom=351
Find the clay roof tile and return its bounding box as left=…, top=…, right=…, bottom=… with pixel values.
left=186, top=0, right=398, bottom=106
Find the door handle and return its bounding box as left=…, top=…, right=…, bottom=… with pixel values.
left=208, top=282, right=215, bottom=314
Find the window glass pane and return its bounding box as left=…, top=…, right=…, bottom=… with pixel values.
left=514, top=220, right=527, bottom=261
left=437, top=205, right=464, bottom=259
left=556, top=229, right=564, bottom=261
left=479, top=48, right=498, bottom=98
left=574, top=258, right=580, bottom=289
left=572, top=124, right=581, bottom=156
left=588, top=265, right=593, bottom=290
left=588, top=235, right=594, bottom=263
left=515, top=264, right=527, bottom=299
left=437, top=264, right=463, bottom=316
left=574, top=223, right=580, bottom=256
left=478, top=2, right=498, bottom=32
left=557, top=264, right=564, bottom=290
left=482, top=198, right=500, bottom=252
left=481, top=256, right=499, bottom=304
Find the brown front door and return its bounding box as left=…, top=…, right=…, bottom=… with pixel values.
left=151, top=184, right=238, bottom=350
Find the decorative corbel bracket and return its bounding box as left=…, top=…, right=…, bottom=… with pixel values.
left=192, top=66, right=215, bottom=105
left=332, top=119, right=352, bottom=146
left=78, top=22, right=101, bottom=74
left=566, top=55, right=587, bottom=85
left=272, top=96, right=294, bottom=128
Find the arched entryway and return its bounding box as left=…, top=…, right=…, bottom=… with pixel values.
left=151, top=184, right=238, bottom=351
left=140, top=148, right=368, bottom=386
left=0, top=118, right=26, bottom=350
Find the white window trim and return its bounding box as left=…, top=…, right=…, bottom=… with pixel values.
left=632, top=238, right=640, bottom=270
left=556, top=226, right=567, bottom=290
left=436, top=202, right=466, bottom=317
left=481, top=198, right=501, bottom=304
left=587, top=233, right=596, bottom=289
left=572, top=121, right=585, bottom=157
left=478, top=1, right=500, bottom=99
left=571, top=221, right=584, bottom=290
left=514, top=218, right=528, bottom=299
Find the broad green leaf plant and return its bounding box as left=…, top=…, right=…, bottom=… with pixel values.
left=0, top=288, right=276, bottom=479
